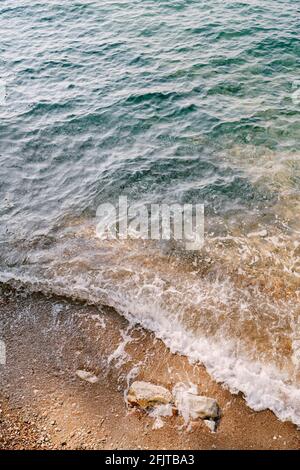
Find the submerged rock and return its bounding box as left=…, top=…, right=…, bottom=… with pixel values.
left=149, top=404, right=173, bottom=430
left=127, top=381, right=173, bottom=410
left=204, top=419, right=217, bottom=432
left=126, top=380, right=220, bottom=431
left=247, top=229, right=268, bottom=238
left=75, top=370, right=99, bottom=384
left=173, top=382, right=219, bottom=422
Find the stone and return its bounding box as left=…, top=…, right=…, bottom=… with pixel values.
left=126, top=381, right=172, bottom=410
left=173, top=382, right=219, bottom=422
left=204, top=419, right=217, bottom=432
left=247, top=229, right=268, bottom=238
left=149, top=403, right=173, bottom=430
left=75, top=370, right=99, bottom=384
left=184, top=395, right=218, bottom=420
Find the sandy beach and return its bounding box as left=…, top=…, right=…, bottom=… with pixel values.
left=0, top=285, right=299, bottom=450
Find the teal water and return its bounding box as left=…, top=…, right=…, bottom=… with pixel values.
left=0, top=1, right=300, bottom=424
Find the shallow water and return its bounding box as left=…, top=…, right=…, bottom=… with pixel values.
left=0, top=1, right=300, bottom=424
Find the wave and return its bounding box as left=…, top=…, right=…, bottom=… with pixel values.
left=1, top=215, right=299, bottom=426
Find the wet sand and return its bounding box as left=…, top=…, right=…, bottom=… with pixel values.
left=0, top=286, right=299, bottom=450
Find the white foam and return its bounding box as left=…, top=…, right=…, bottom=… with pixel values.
left=172, top=382, right=199, bottom=424
left=90, top=313, right=106, bottom=329
left=115, top=299, right=300, bottom=427
left=1, top=232, right=300, bottom=428
left=107, top=327, right=133, bottom=369
left=149, top=404, right=173, bottom=430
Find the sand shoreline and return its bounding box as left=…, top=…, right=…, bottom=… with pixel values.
left=0, top=286, right=299, bottom=450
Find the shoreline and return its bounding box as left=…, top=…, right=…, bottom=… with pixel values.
left=0, top=286, right=299, bottom=450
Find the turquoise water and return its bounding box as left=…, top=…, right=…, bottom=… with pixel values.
left=1, top=0, right=299, bottom=238
left=0, top=1, right=300, bottom=424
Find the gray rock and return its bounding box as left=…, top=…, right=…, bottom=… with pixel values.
left=75, top=370, right=99, bottom=384
left=127, top=381, right=172, bottom=410
left=204, top=419, right=217, bottom=432
left=173, top=382, right=219, bottom=421
left=247, top=229, right=268, bottom=238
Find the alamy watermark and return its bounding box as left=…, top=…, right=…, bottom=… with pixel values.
left=96, top=197, right=204, bottom=250
left=0, top=340, right=6, bottom=365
